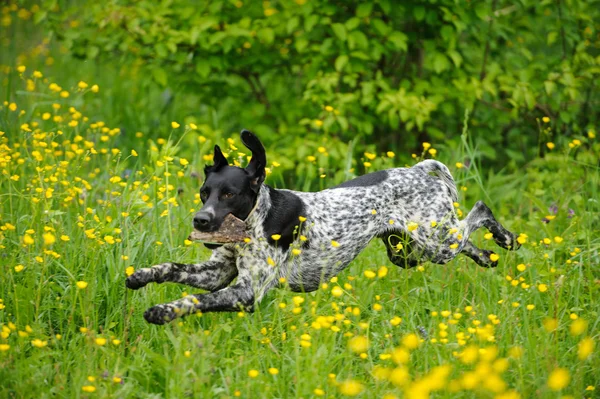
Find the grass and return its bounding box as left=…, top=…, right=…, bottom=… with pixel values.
left=1, top=16, right=599, bottom=399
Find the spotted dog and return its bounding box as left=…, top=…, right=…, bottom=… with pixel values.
left=127, top=130, right=520, bottom=325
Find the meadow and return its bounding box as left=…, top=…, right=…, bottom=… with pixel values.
left=1, top=1, right=600, bottom=398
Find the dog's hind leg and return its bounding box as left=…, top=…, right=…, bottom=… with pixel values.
left=461, top=241, right=498, bottom=267
left=460, top=201, right=520, bottom=251
left=380, top=232, right=419, bottom=269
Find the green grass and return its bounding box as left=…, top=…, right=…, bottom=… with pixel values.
left=1, top=16, right=599, bottom=399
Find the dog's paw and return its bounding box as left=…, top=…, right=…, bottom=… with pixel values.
left=492, top=229, right=521, bottom=251
left=125, top=270, right=149, bottom=290
left=143, top=305, right=175, bottom=325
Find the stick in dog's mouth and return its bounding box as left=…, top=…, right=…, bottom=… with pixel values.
left=188, top=213, right=248, bottom=244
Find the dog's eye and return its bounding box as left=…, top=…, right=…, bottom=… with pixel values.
left=222, top=192, right=235, bottom=199
left=200, top=191, right=208, bottom=201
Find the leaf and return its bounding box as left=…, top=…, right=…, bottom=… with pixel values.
left=295, top=38, right=309, bottom=53
left=379, top=0, right=391, bottom=15
left=547, top=31, right=558, bottom=45
left=257, top=28, right=275, bottom=44
left=87, top=46, right=99, bottom=59
left=287, top=16, right=300, bottom=34
left=356, top=3, right=373, bottom=18
left=196, top=62, right=210, bottom=79
left=154, top=43, right=168, bottom=58
left=447, top=50, right=462, bottom=68
left=371, top=19, right=390, bottom=36
left=345, top=17, right=361, bottom=31
left=544, top=80, right=556, bottom=96
left=413, top=6, right=426, bottom=21
left=475, top=3, right=489, bottom=20
left=305, top=14, right=319, bottom=31
left=348, top=31, right=368, bottom=50
left=388, top=31, right=407, bottom=51
left=350, top=51, right=370, bottom=60
left=152, top=68, right=168, bottom=86
left=331, top=23, right=347, bottom=41
left=433, top=53, right=450, bottom=74
left=335, top=54, right=349, bottom=71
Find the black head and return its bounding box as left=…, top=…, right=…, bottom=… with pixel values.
left=193, top=130, right=266, bottom=232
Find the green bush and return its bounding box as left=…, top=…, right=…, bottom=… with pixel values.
left=34, top=0, right=599, bottom=167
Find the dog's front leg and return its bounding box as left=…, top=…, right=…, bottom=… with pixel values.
left=126, top=246, right=237, bottom=291
left=143, top=258, right=276, bottom=325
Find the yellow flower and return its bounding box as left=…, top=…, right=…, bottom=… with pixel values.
left=125, top=267, right=135, bottom=276
left=578, top=337, right=595, bottom=360
left=387, top=151, right=395, bottom=158
left=331, top=286, right=343, bottom=297
left=325, top=105, right=334, bottom=112
left=553, top=236, right=563, bottom=243
left=60, top=235, right=70, bottom=241
left=31, top=339, right=48, bottom=348
left=171, top=121, right=180, bottom=129
left=14, top=265, right=24, bottom=272
left=298, top=216, right=307, bottom=222
left=0, top=344, right=10, bottom=351
left=348, top=336, right=369, bottom=353
left=131, top=149, right=138, bottom=157
left=180, top=158, right=189, bottom=166
left=570, top=319, right=588, bottom=336
left=489, top=253, right=500, bottom=262
left=81, top=385, right=96, bottom=393
left=248, top=369, right=259, bottom=378
left=364, top=270, right=376, bottom=279
left=313, top=388, right=325, bottom=396
left=455, top=162, right=464, bottom=169
left=542, top=116, right=550, bottom=123
left=331, top=240, right=340, bottom=247
left=95, top=337, right=107, bottom=346
left=268, top=368, right=279, bottom=375
left=407, top=222, right=418, bottom=232
left=292, top=249, right=302, bottom=256
left=78, top=81, right=88, bottom=89
left=547, top=367, right=570, bottom=391
left=90, top=84, right=99, bottom=93
left=271, top=234, right=281, bottom=241
left=401, top=333, right=420, bottom=350
left=537, top=284, right=548, bottom=292
left=113, top=377, right=122, bottom=383
left=377, top=266, right=388, bottom=278
left=76, top=281, right=88, bottom=289
left=547, top=142, right=555, bottom=150
left=23, top=234, right=34, bottom=246
left=338, top=380, right=364, bottom=396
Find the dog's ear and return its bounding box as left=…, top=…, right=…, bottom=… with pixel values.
left=204, top=145, right=228, bottom=175
left=241, top=129, right=266, bottom=191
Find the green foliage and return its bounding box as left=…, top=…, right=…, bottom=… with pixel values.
left=35, top=0, right=600, bottom=165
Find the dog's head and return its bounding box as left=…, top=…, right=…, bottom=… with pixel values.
left=193, top=130, right=266, bottom=232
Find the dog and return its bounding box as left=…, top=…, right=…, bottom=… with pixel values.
left=126, top=130, right=520, bottom=325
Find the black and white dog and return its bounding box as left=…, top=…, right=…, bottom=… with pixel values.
left=127, top=130, right=519, bottom=325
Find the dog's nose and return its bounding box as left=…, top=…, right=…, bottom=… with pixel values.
left=193, top=213, right=212, bottom=231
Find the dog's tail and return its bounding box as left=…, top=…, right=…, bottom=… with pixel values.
left=414, top=160, right=458, bottom=203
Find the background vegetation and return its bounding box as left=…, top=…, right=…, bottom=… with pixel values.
left=0, top=1, right=599, bottom=398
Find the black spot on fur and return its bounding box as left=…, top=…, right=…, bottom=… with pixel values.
left=333, top=170, right=388, bottom=188
left=264, top=186, right=306, bottom=250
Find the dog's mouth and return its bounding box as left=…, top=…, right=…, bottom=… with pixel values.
left=188, top=213, right=248, bottom=244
